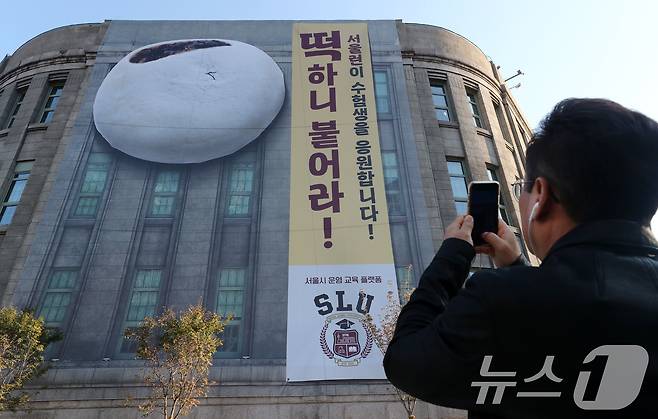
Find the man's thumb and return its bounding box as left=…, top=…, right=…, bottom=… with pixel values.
left=482, top=231, right=506, bottom=249
left=462, top=215, right=474, bottom=232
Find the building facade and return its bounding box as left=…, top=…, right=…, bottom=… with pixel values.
left=0, top=20, right=534, bottom=419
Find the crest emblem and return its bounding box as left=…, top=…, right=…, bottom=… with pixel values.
left=333, top=319, right=361, bottom=358
left=320, top=313, right=373, bottom=367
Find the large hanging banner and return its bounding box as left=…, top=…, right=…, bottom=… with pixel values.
left=287, top=23, right=399, bottom=381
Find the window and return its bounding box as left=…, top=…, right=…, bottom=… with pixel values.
left=486, top=166, right=511, bottom=225
left=4, top=87, right=27, bottom=129
left=126, top=270, right=161, bottom=321
left=73, top=153, right=112, bottom=217
left=39, top=270, right=78, bottom=326
left=216, top=268, right=245, bottom=353
left=467, top=90, right=483, bottom=128
left=493, top=102, right=514, bottom=145
left=395, top=265, right=414, bottom=304
left=431, top=83, right=451, bottom=122
left=0, top=161, right=33, bottom=225
left=518, top=123, right=530, bottom=146
left=226, top=162, right=255, bottom=217
left=120, top=269, right=162, bottom=353
left=382, top=151, right=404, bottom=216
left=374, top=71, right=390, bottom=113
left=447, top=160, right=468, bottom=214
left=39, top=82, right=65, bottom=124
left=149, top=170, right=180, bottom=217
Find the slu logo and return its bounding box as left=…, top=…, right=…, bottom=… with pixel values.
left=320, top=313, right=373, bottom=367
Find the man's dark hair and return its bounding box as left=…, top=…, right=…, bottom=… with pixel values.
left=526, top=98, right=658, bottom=225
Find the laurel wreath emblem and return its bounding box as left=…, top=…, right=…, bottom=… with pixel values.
left=359, top=318, right=373, bottom=358
left=320, top=321, right=334, bottom=359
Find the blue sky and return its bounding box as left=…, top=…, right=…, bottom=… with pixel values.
left=1, top=0, right=657, bottom=230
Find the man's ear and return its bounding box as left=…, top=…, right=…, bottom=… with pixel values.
left=532, top=177, right=554, bottom=221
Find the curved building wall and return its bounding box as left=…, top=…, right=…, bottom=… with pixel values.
left=0, top=19, right=535, bottom=419
left=0, top=23, right=108, bottom=304
left=398, top=22, right=535, bottom=267
left=2, top=23, right=106, bottom=76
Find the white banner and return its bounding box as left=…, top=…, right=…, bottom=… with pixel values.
left=286, top=265, right=397, bottom=381
left=287, top=23, right=399, bottom=381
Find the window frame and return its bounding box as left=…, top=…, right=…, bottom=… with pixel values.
left=485, top=165, right=511, bottom=225
left=72, top=152, right=113, bottom=218
left=518, top=123, right=530, bottom=147
left=446, top=159, right=469, bottom=215
left=493, top=101, right=514, bottom=145
left=466, top=89, right=484, bottom=128
left=211, top=147, right=260, bottom=359
left=4, top=87, right=28, bottom=130
left=119, top=268, right=164, bottom=353
left=373, top=70, right=391, bottom=114
left=125, top=268, right=162, bottom=323
left=0, top=160, right=33, bottom=226
left=225, top=160, right=256, bottom=218
left=38, top=268, right=79, bottom=327
left=382, top=150, right=405, bottom=216
left=147, top=169, right=182, bottom=218
left=430, top=81, right=452, bottom=123
left=38, top=81, right=65, bottom=124
left=215, top=267, right=246, bottom=356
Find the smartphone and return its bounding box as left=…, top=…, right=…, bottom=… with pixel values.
left=468, top=181, right=500, bottom=246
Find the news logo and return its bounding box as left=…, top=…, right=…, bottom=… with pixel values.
left=471, top=345, right=648, bottom=410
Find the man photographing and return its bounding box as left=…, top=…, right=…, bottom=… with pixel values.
left=384, top=98, right=658, bottom=418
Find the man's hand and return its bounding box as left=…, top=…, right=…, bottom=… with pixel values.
left=474, top=219, right=522, bottom=267
left=444, top=215, right=474, bottom=246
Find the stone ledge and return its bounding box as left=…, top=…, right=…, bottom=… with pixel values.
left=26, top=122, right=48, bottom=132
left=29, top=361, right=289, bottom=386
left=476, top=128, right=492, bottom=138
left=438, top=121, right=459, bottom=129
left=0, top=396, right=467, bottom=419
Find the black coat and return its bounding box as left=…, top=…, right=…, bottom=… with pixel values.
left=383, top=220, right=658, bottom=419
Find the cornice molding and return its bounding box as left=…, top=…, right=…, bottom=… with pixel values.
left=401, top=51, right=500, bottom=94
left=0, top=52, right=95, bottom=87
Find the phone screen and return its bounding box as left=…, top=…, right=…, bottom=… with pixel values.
left=468, top=182, right=500, bottom=246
